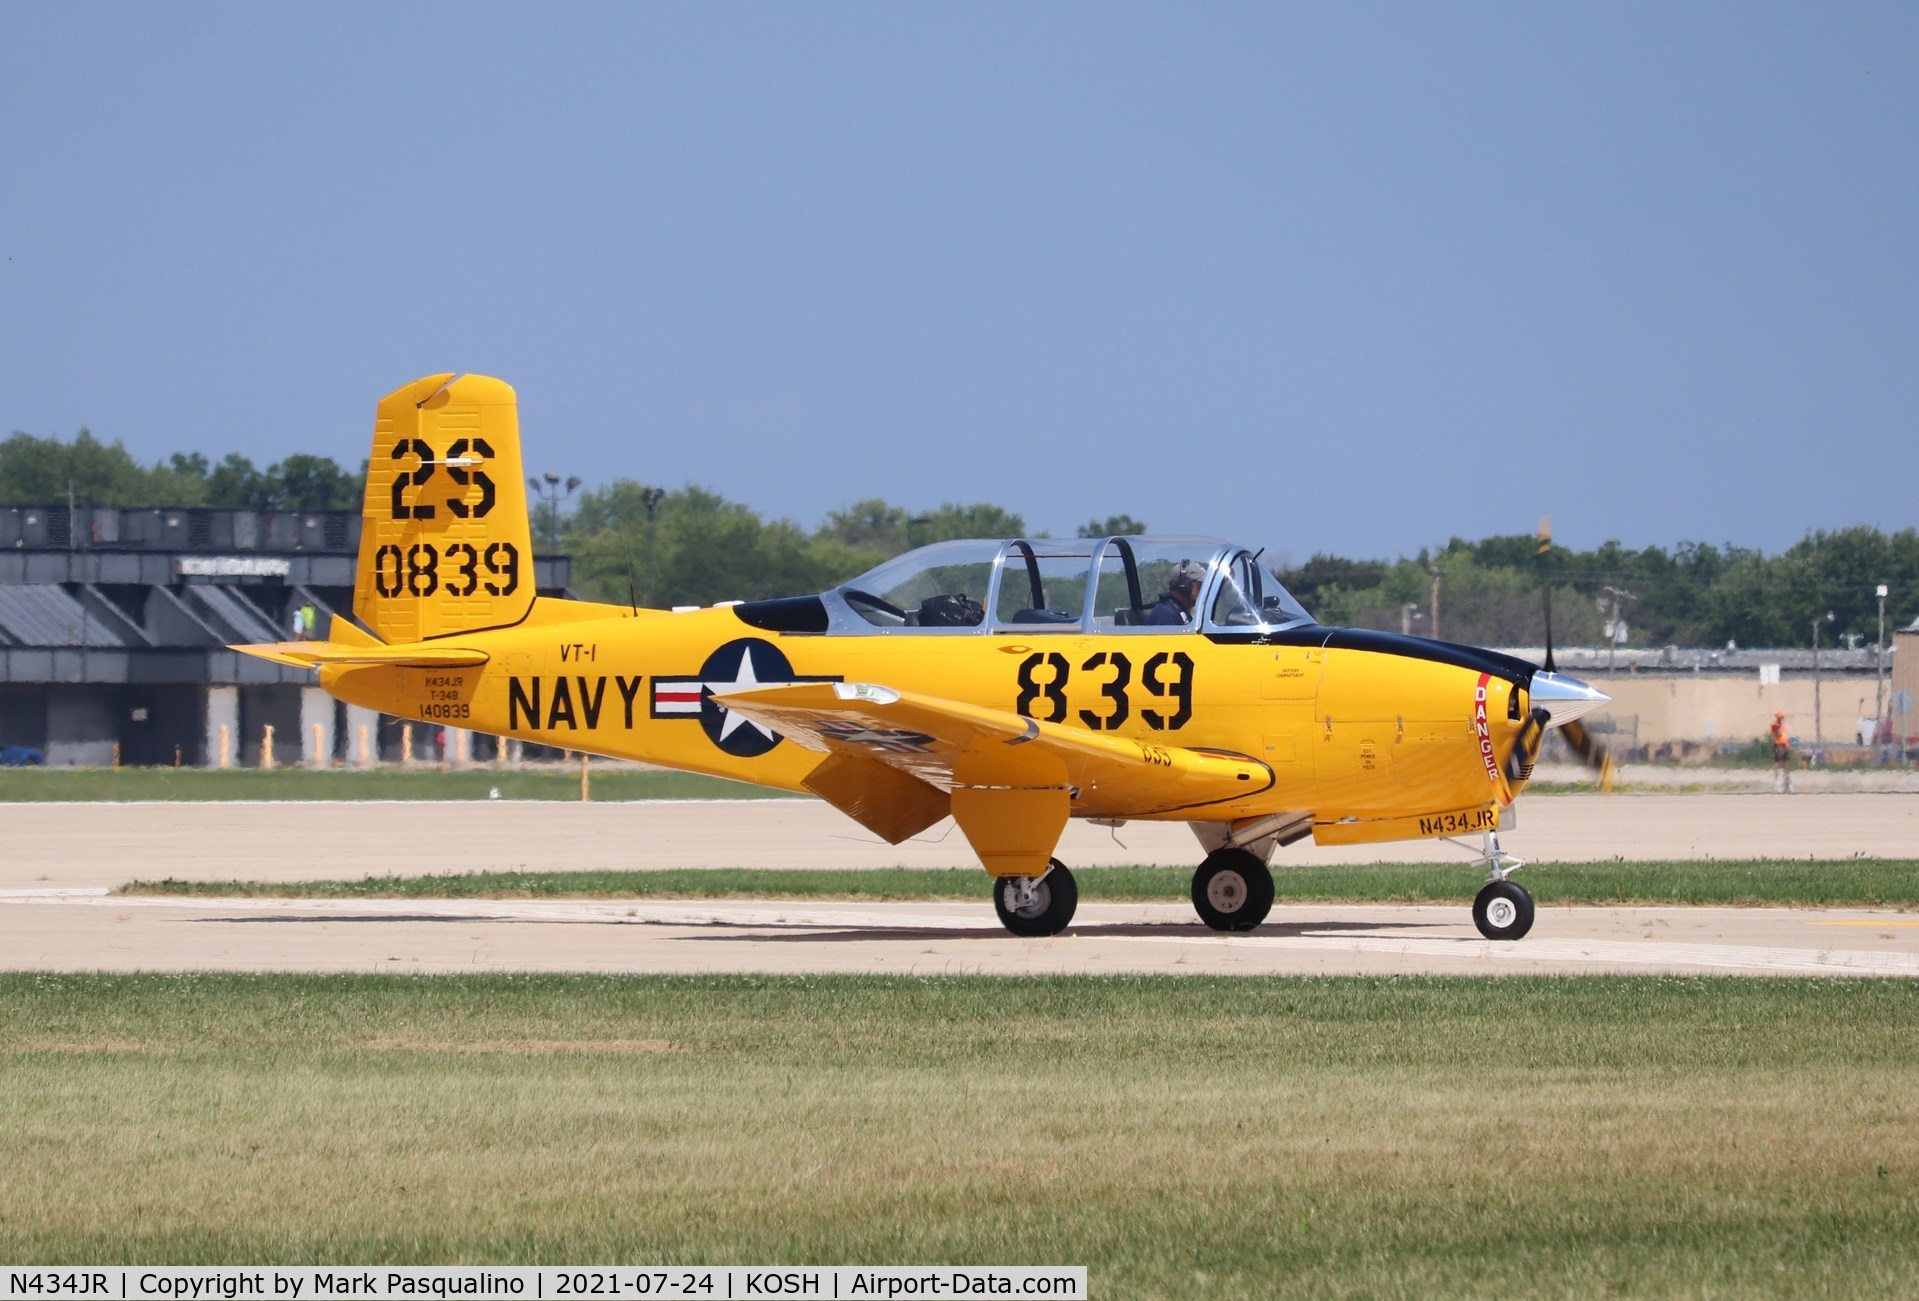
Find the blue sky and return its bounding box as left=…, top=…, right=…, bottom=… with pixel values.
left=3, top=3, right=1914, bottom=564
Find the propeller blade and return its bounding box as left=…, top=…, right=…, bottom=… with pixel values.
left=1536, top=515, right=1555, bottom=673
left=1559, top=718, right=1615, bottom=794
left=1530, top=516, right=1613, bottom=792
left=1505, top=706, right=1548, bottom=785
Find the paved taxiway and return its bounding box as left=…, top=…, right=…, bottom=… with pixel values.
left=1, top=793, right=1914, bottom=977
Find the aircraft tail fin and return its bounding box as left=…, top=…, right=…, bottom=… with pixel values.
left=352, top=373, right=536, bottom=642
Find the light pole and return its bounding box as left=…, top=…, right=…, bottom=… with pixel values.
left=527, top=472, right=582, bottom=554
left=1813, top=611, right=1833, bottom=745
left=1602, top=586, right=1636, bottom=672
left=641, top=486, right=665, bottom=607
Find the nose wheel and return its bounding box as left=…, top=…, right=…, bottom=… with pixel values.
left=1472, top=879, right=1535, bottom=940
left=993, top=860, right=1078, bottom=936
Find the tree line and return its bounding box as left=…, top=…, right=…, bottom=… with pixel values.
left=0, top=429, right=361, bottom=511
left=1284, top=528, right=1919, bottom=652
left=561, top=485, right=1055, bottom=612
left=5, top=429, right=1912, bottom=649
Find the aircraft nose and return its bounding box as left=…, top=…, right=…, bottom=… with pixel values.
left=1529, top=671, right=1609, bottom=728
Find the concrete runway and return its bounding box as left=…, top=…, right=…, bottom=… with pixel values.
left=2, top=793, right=1915, bottom=977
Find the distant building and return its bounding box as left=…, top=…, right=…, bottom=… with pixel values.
left=0, top=505, right=569, bottom=767
left=1493, top=644, right=1881, bottom=756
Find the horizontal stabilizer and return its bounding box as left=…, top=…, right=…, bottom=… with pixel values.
left=231, top=639, right=489, bottom=670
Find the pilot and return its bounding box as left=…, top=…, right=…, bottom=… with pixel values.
left=1146, top=559, right=1206, bottom=626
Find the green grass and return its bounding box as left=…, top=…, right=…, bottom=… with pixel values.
left=0, top=764, right=1847, bottom=804
left=123, top=857, right=1919, bottom=908
left=0, top=765, right=790, bottom=802
left=2, top=973, right=1915, bottom=1296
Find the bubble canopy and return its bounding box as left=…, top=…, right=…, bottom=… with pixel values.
left=822, top=536, right=1314, bottom=635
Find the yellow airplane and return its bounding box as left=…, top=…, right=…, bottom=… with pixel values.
left=239, top=373, right=1611, bottom=940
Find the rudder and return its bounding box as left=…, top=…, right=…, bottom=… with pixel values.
left=353, top=373, right=536, bottom=642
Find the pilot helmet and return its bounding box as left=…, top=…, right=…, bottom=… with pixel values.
left=1170, top=559, right=1207, bottom=589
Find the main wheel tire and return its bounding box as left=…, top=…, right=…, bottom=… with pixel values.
left=993, top=860, right=1078, bottom=937
left=1191, top=848, right=1276, bottom=932
left=1472, top=879, right=1535, bottom=940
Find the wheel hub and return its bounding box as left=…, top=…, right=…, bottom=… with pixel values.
left=1205, top=871, right=1247, bottom=913
left=1007, top=879, right=1049, bottom=917
left=1485, top=897, right=1517, bottom=930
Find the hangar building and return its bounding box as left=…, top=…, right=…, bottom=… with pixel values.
left=0, top=504, right=569, bottom=767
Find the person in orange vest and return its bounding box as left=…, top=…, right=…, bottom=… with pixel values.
left=1769, top=709, right=1794, bottom=793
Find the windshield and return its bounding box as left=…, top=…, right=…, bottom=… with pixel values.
left=1204, top=551, right=1314, bottom=630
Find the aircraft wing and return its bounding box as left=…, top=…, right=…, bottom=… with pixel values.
left=717, top=681, right=1274, bottom=843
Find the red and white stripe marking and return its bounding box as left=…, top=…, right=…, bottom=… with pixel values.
left=652, top=684, right=704, bottom=715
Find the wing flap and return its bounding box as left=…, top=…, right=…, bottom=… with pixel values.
left=802, top=750, right=949, bottom=845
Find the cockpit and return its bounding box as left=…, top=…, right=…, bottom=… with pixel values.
left=814, top=536, right=1314, bottom=636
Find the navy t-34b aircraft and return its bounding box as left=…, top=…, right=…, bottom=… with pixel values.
left=239, top=374, right=1612, bottom=940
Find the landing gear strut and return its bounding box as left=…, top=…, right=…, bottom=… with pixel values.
left=993, top=860, right=1078, bottom=936
left=1465, top=829, right=1534, bottom=940
left=1190, top=848, right=1275, bottom=932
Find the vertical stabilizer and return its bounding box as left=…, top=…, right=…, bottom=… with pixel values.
left=352, top=373, right=535, bottom=642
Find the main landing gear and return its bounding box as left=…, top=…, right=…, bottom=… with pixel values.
left=1191, top=848, right=1276, bottom=932
left=993, top=860, right=1079, bottom=937
left=1466, top=829, right=1534, bottom=941
left=990, top=848, right=1282, bottom=936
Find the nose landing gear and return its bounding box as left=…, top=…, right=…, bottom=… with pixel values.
left=1466, top=829, right=1534, bottom=940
